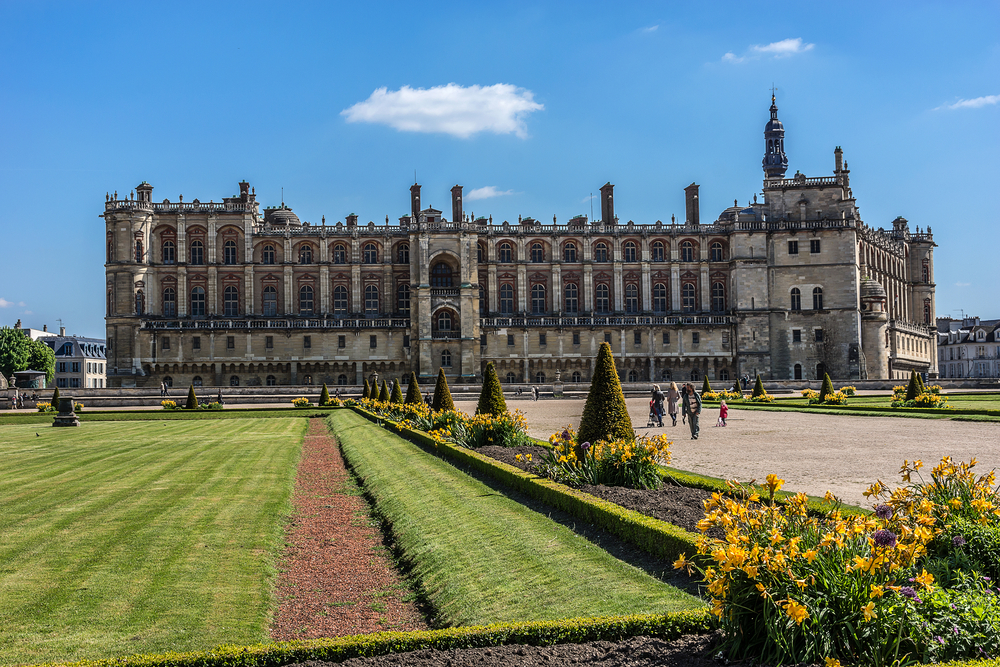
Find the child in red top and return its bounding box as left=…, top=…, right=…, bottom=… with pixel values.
left=718, top=400, right=728, bottom=427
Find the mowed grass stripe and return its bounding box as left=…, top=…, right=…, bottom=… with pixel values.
left=327, top=411, right=702, bottom=627
left=0, top=418, right=306, bottom=665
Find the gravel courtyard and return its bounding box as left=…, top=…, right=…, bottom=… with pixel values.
left=454, top=398, right=1000, bottom=508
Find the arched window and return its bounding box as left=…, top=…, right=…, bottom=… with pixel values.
left=812, top=287, right=823, bottom=310
left=364, top=285, right=379, bottom=315
left=682, top=283, right=696, bottom=312
left=535, top=371, right=546, bottom=383
left=594, top=242, right=608, bottom=262
left=298, top=245, right=312, bottom=264
left=595, top=284, right=610, bottom=313
left=623, top=241, right=637, bottom=263
left=135, top=290, right=145, bottom=315
left=302, top=375, right=313, bottom=385
left=531, top=284, right=546, bottom=314
left=653, top=283, right=667, bottom=313
left=162, top=241, right=176, bottom=264
left=397, top=243, right=409, bottom=264
left=924, top=298, right=931, bottom=324
left=499, top=284, right=514, bottom=314
left=266, top=375, right=276, bottom=386
left=190, top=240, right=204, bottom=265
left=816, top=363, right=825, bottom=380
left=135, top=239, right=144, bottom=263
left=397, top=284, right=411, bottom=315
left=162, top=288, right=176, bottom=317
left=441, top=350, right=452, bottom=367
left=363, top=243, right=378, bottom=264
left=572, top=371, right=582, bottom=382
left=163, top=376, right=173, bottom=387
left=479, top=285, right=486, bottom=315
left=681, top=241, right=694, bottom=262
left=262, top=244, right=275, bottom=264
left=531, top=242, right=544, bottom=263
left=563, top=242, right=577, bottom=262
left=719, top=369, right=729, bottom=381
left=337, top=374, right=347, bottom=385
left=711, top=242, right=724, bottom=262
left=625, top=284, right=638, bottom=313
left=794, top=364, right=802, bottom=380
left=224, top=285, right=239, bottom=316
left=628, top=369, right=639, bottom=382
left=431, top=262, right=453, bottom=287
left=712, top=282, right=725, bottom=312
left=690, top=368, right=700, bottom=381
left=790, top=288, right=802, bottom=311
left=498, top=242, right=513, bottom=263
left=224, top=240, right=238, bottom=265
left=299, top=285, right=314, bottom=315
left=477, top=243, right=484, bottom=262
left=263, top=286, right=277, bottom=316
left=564, top=283, right=579, bottom=313
left=230, top=376, right=239, bottom=387
left=922, top=259, right=929, bottom=283
left=437, top=311, right=452, bottom=331
left=651, top=241, right=665, bottom=262
left=192, top=376, right=203, bottom=387
left=190, top=286, right=206, bottom=316
left=333, top=285, right=348, bottom=316
left=333, top=244, right=346, bottom=264
left=506, top=372, right=517, bottom=383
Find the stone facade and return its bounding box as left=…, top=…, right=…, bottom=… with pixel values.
left=103, top=98, right=938, bottom=388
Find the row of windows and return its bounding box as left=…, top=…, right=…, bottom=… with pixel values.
left=494, top=282, right=726, bottom=314
left=486, top=240, right=725, bottom=264
left=787, top=239, right=821, bottom=255
left=141, top=240, right=397, bottom=266
left=150, top=284, right=398, bottom=317
left=500, top=330, right=704, bottom=348
left=789, top=287, right=824, bottom=311
left=790, top=328, right=824, bottom=343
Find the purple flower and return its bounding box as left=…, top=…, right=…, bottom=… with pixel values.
left=875, top=504, right=893, bottom=520
left=985, top=576, right=992, bottom=582
left=581, top=441, right=591, bottom=451
left=873, top=529, right=898, bottom=548
left=936, top=636, right=946, bottom=645
left=561, top=430, right=572, bottom=441
left=900, top=586, right=918, bottom=599
left=953, top=535, right=967, bottom=547
left=953, top=626, right=960, bottom=635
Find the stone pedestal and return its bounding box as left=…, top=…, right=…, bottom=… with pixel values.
left=552, top=369, right=564, bottom=397
left=53, top=397, right=80, bottom=427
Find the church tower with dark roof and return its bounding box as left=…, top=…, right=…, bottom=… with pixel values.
left=762, top=94, right=788, bottom=179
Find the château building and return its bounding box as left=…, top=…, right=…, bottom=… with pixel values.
left=103, top=97, right=937, bottom=389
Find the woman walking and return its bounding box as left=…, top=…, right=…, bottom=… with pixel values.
left=651, top=384, right=666, bottom=427
left=681, top=383, right=702, bottom=440
left=666, top=381, right=680, bottom=427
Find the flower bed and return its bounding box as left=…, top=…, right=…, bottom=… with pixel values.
left=357, top=397, right=532, bottom=449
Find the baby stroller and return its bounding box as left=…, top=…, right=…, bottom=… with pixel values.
left=646, top=400, right=659, bottom=428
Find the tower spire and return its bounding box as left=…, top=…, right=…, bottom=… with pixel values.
left=762, top=93, right=788, bottom=179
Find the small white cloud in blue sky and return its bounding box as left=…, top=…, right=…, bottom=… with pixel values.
left=935, top=94, right=1000, bottom=111
left=466, top=186, right=515, bottom=201
left=0, top=298, right=26, bottom=308
left=723, top=37, right=814, bottom=63
left=341, top=83, right=544, bottom=139
left=955, top=282, right=972, bottom=287
left=641, top=25, right=659, bottom=33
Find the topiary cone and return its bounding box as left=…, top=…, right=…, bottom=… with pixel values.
left=916, top=371, right=926, bottom=394
left=320, top=383, right=331, bottom=406
left=818, top=373, right=835, bottom=403
left=390, top=378, right=404, bottom=404
left=905, top=370, right=921, bottom=402
left=432, top=368, right=455, bottom=412
left=51, top=386, right=61, bottom=411
left=476, top=362, right=508, bottom=416
left=701, top=376, right=712, bottom=395
left=405, top=371, right=422, bottom=404
left=752, top=374, right=766, bottom=398
left=378, top=379, right=390, bottom=403
left=362, top=378, right=370, bottom=399
left=185, top=384, right=198, bottom=409
left=578, top=343, right=635, bottom=446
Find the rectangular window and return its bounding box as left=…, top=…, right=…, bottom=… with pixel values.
left=226, top=336, right=235, bottom=350
left=481, top=333, right=487, bottom=348
left=58, top=362, right=66, bottom=373
left=370, top=335, right=377, bottom=349
left=403, top=334, right=410, bottom=348
left=792, top=329, right=801, bottom=343
left=265, top=336, right=273, bottom=349
left=338, top=335, right=346, bottom=349
left=815, top=328, right=824, bottom=342
left=572, top=332, right=580, bottom=345
left=810, top=239, right=821, bottom=254
left=57, top=378, right=67, bottom=388
left=303, top=335, right=311, bottom=349
left=539, top=333, right=547, bottom=346
left=162, top=336, right=170, bottom=351
left=604, top=332, right=612, bottom=344
left=70, top=378, right=80, bottom=388
left=788, top=240, right=799, bottom=255
left=507, top=334, right=515, bottom=346
left=634, top=331, right=642, bottom=345
left=192, top=336, right=201, bottom=350
left=662, top=332, right=670, bottom=345
left=692, top=332, right=700, bottom=346
left=71, top=362, right=80, bottom=373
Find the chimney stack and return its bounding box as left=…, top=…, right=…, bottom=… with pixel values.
left=346, top=213, right=358, bottom=227
left=451, top=185, right=463, bottom=224
left=684, top=183, right=700, bottom=225
left=60, top=326, right=66, bottom=336
left=410, top=183, right=421, bottom=221
left=43, top=324, right=47, bottom=332
left=834, top=146, right=843, bottom=174
left=600, top=182, right=615, bottom=225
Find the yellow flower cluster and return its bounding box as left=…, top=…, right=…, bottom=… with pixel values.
left=160, top=400, right=178, bottom=410
left=291, top=397, right=311, bottom=407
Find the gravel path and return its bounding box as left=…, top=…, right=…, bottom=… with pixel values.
left=455, top=398, right=1000, bottom=508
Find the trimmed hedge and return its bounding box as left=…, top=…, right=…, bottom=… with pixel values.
left=390, top=379, right=404, bottom=404
left=405, top=371, right=422, bottom=405
left=476, top=362, right=507, bottom=416
left=319, top=383, right=331, bottom=406
left=362, top=378, right=371, bottom=400
left=432, top=368, right=455, bottom=412
left=578, top=343, right=634, bottom=445
left=185, top=385, right=198, bottom=410
left=48, top=611, right=714, bottom=667
left=701, top=376, right=712, bottom=395
left=378, top=380, right=390, bottom=403
left=818, top=373, right=835, bottom=403
left=752, top=374, right=766, bottom=398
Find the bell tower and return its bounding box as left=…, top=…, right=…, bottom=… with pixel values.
left=762, top=94, right=788, bottom=179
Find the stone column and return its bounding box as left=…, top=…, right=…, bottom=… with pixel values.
left=244, top=265, right=254, bottom=315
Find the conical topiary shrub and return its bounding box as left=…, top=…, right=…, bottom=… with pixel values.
left=51, top=386, right=61, bottom=411
left=320, top=383, right=331, bottom=406
left=916, top=371, right=926, bottom=394
left=362, top=378, right=370, bottom=399
left=752, top=374, right=766, bottom=398
left=476, top=362, right=508, bottom=416
left=405, top=371, right=422, bottom=405
left=432, top=368, right=455, bottom=412
left=390, top=378, right=404, bottom=404
left=818, top=373, right=835, bottom=403
left=578, top=343, right=635, bottom=446
left=701, top=376, right=712, bottom=395
left=905, top=370, right=921, bottom=401
left=378, top=380, right=390, bottom=403
left=185, top=384, right=198, bottom=409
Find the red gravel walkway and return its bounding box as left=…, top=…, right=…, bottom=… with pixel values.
left=271, top=418, right=426, bottom=640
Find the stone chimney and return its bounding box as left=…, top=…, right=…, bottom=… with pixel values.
left=43, top=324, right=47, bottom=332
left=410, top=183, right=421, bottom=220
left=451, top=185, right=463, bottom=224
left=600, top=182, right=615, bottom=225
left=834, top=146, right=843, bottom=174
left=60, top=326, right=66, bottom=336
left=136, top=181, right=153, bottom=203
left=684, top=183, right=700, bottom=225
left=346, top=213, right=358, bottom=227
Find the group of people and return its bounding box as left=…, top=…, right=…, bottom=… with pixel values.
left=649, top=382, right=727, bottom=440
left=11, top=389, right=39, bottom=409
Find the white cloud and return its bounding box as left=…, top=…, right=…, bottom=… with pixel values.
left=955, top=281, right=972, bottom=287
left=466, top=186, right=515, bottom=202
left=0, top=298, right=12, bottom=307
left=341, top=83, right=544, bottom=139
left=936, top=94, right=1000, bottom=111
left=723, top=37, right=813, bottom=63
left=641, top=25, right=659, bottom=33
left=581, top=194, right=597, bottom=203
left=722, top=52, right=745, bottom=64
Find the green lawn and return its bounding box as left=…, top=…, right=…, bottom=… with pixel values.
left=0, top=408, right=333, bottom=426
left=327, top=410, right=703, bottom=627
left=0, top=418, right=305, bottom=665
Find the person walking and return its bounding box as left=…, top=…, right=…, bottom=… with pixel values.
left=651, top=384, right=666, bottom=427
left=666, top=381, right=680, bottom=427
left=718, top=400, right=728, bottom=427
left=681, top=383, right=702, bottom=440
left=532, top=385, right=539, bottom=401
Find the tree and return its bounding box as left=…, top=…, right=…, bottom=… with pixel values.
left=362, top=378, right=370, bottom=399
left=476, top=362, right=508, bottom=416
left=752, top=374, right=767, bottom=398
left=818, top=373, right=835, bottom=403
left=51, top=385, right=61, bottom=410
left=0, top=327, right=31, bottom=381
left=905, top=370, right=921, bottom=402
left=701, top=375, right=712, bottom=395
left=390, top=378, right=404, bottom=404
left=432, top=368, right=455, bottom=412
left=320, top=383, right=331, bottom=406
left=185, top=384, right=198, bottom=409
left=916, top=371, right=926, bottom=394
left=27, top=339, right=56, bottom=385
left=405, top=371, right=422, bottom=405
left=578, top=343, right=635, bottom=446
left=378, top=380, right=390, bottom=403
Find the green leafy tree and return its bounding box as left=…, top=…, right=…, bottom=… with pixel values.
left=0, top=327, right=31, bottom=381
left=701, top=376, right=712, bottom=395
left=818, top=373, right=835, bottom=403
left=405, top=371, right=422, bottom=404
left=362, top=378, right=371, bottom=399
left=476, top=362, right=508, bottom=416
left=27, top=339, right=56, bottom=385
left=752, top=374, right=766, bottom=398
left=390, top=378, right=404, bottom=404
left=185, top=384, right=198, bottom=410
left=578, top=343, right=635, bottom=446
left=51, top=386, right=61, bottom=410
left=905, top=369, right=921, bottom=402
left=432, top=368, right=455, bottom=412
left=378, top=379, right=390, bottom=403
left=320, top=383, right=331, bottom=406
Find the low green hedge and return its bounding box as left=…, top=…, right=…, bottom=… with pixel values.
left=353, top=407, right=701, bottom=563
left=42, top=612, right=713, bottom=667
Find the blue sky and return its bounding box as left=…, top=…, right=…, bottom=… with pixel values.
left=1, top=1, right=997, bottom=338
